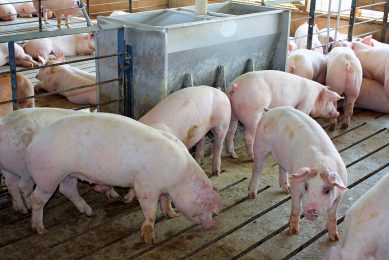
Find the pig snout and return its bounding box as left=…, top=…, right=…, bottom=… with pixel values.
left=200, top=212, right=216, bottom=229
left=304, top=208, right=320, bottom=220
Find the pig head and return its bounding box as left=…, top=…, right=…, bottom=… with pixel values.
left=310, top=88, right=343, bottom=119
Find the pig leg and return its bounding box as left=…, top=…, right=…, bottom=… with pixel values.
left=59, top=176, right=93, bottom=216
left=18, top=174, right=35, bottom=210
left=93, top=184, right=120, bottom=198
left=160, top=195, right=177, bottom=218
left=328, top=101, right=338, bottom=131
left=57, top=18, right=62, bottom=30
left=243, top=119, right=260, bottom=160
left=248, top=142, right=269, bottom=199
left=123, top=188, right=136, bottom=203
left=3, top=171, right=28, bottom=214
left=31, top=186, right=54, bottom=234
left=194, top=137, right=205, bottom=164
left=327, top=196, right=341, bottom=241
left=65, top=16, right=70, bottom=28
left=211, top=125, right=228, bottom=176
left=226, top=111, right=238, bottom=159
left=288, top=187, right=302, bottom=235
left=341, top=95, right=357, bottom=129
left=135, top=186, right=159, bottom=244
left=279, top=166, right=290, bottom=194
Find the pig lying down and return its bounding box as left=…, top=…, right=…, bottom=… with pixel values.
left=0, top=0, right=16, bottom=21
left=249, top=107, right=347, bottom=241
left=294, top=22, right=323, bottom=53
left=226, top=70, right=342, bottom=160
left=26, top=113, right=222, bottom=243
left=0, top=42, right=39, bottom=67
left=328, top=174, right=389, bottom=259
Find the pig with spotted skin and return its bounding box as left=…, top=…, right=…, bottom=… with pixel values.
left=326, top=47, right=362, bottom=130
left=249, top=106, right=347, bottom=241
left=0, top=108, right=118, bottom=214
left=327, top=174, right=389, bottom=259
left=226, top=70, right=342, bottom=160
left=26, top=113, right=222, bottom=243
left=0, top=42, right=39, bottom=68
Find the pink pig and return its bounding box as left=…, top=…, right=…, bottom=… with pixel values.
left=294, top=22, right=323, bottom=53
left=249, top=106, right=347, bottom=241
left=23, top=33, right=95, bottom=60
left=0, top=42, right=39, bottom=67
left=226, top=70, right=342, bottom=160
left=355, top=78, right=389, bottom=113
left=287, top=48, right=327, bottom=84
left=327, top=174, right=389, bottom=259
left=0, top=0, right=16, bottom=20
left=326, top=47, right=362, bottom=130
left=35, top=54, right=96, bottom=105
left=26, top=112, right=222, bottom=244
left=139, top=86, right=231, bottom=176
left=12, top=1, right=36, bottom=18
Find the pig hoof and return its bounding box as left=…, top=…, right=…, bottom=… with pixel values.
left=123, top=190, right=136, bottom=204
left=15, top=206, right=28, bottom=215
left=105, top=188, right=120, bottom=198
left=212, top=170, right=220, bottom=176
left=230, top=151, right=238, bottom=159
left=288, top=224, right=299, bottom=235
left=341, top=123, right=349, bottom=129
left=248, top=192, right=256, bottom=199
left=329, top=125, right=336, bottom=131
left=164, top=210, right=177, bottom=218
left=329, top=231, right=340, bottom=241
left=281, top=184, right=290, bottom=194
left=141, top=224, right=155, bottom=244
left=33, top=223, right=47, bottom=235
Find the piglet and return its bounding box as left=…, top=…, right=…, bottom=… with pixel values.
left=287, top=49, right=327, bottom=84
left=26, top=112, right=222, bottom=244
left=35, top=54, right=97, bottom=105
left=249, top=106, right=347, bottom=241
left=294, top=22, right=323, bottom=53
left=0, top=42, right=39, bottom=67
left=0, top=0, right=16, bottom=20
left=23, top=33, right=95, bottom=60
left=327, top=174, right=389, bottom=259
left=355, top=78, right=389, bottom=113
left=326, top=47, right=362, bottom=130
left=226, top=70, right=342, bottom=160
left=0, top=73, right=34, bottom=116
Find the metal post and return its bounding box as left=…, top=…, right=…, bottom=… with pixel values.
left=7, top=42, right=18, bottom=110
left=129, top=0, right=132, bottom=13
left=117, top=28, right=125, bottom=116
left=86, top=0, right=90, bottom=15
left=38, top=0, right=42, bottom=31
left=307, top=0, right=317, bottom=50
left=76, top=0, right=92, bottom=26
left=381, top=1, right=389, bottom=42
left=348, top=0, right=357, bottom=41
left=125, top=45, right=133, bottom=118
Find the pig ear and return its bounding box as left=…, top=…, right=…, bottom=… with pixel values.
left=56, top=53, right=65, bottom=62
left=360, top=35, right=372, bottom=46
left=196, top=187, right=222, bottom=215
left=324, top=171, right=348, bottom=191
left=37, top=55, right=47, bottom=65
left=89, top=32, right=94, bottom=40
left=290, top=167, right=316, bottom=183
left=320, top=89, right=344, bottom=102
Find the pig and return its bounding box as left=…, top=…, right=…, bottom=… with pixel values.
left=32, top=0, right=83, bottom=29
left=0, top=73, right=34, bottom=116
left=287, top=49, right=327, bottom=84
left=26, top=112, right=222, bottom=243
left=327, top=174, right=389, bottom=259
left=317, top=28, right=348, bottom=51
left=325, top=47, right=362, bottom=130
left=0, top=108, right=118, bottom=214
left=109, top=10, right=129, bottom=16
left=0, top=0, right=16, bottom=21
left=0, top=42, right=39, bottom=67
left=294, top=22, right=323, bottom=53
left=248, top=106, right=347, bottom=241
left=355, top=78, right=389, bottom=113
left=226, top=70, right=342, bottom=160
left=351, top=40, right=389, bottom=100
left=12, top=1, right=36, bottom=18
left=34, top=54, right=97, bottom=105
left=288, top=37, right=297, bottom=55
left=23, top=33, right=95, bottom=60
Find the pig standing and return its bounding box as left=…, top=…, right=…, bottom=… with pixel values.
left=351, top=41, right=389, bottom=100
left=355, top=78, right=389, bottom=113
left=0, top=108, right=118, bottom=214
left=0, top=73, right=34, bottom=116
left=327, top=174, right=389, bottom=259
left=0, top=0, right=16, bottom=21
left=26, top=113, right=222, bottom=243
left=249, top=106, right=347, bottom=241
left=287, top=49, right=327, bottom=84
left=326, top=47, right=362, bottom=130
left=35, top=54, right=96, bottom=105
left=226, top=70, right=342, bottom=160
left=294, top=22, right=323, bottom=53
left=0, top=42, right=39, bottom=67
left=23, top=33, right=95, bottom=60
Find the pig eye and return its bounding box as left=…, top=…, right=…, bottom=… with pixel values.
left=304, top=183, right=308, bottom=191
left=323, top=187, right=331, bottom=195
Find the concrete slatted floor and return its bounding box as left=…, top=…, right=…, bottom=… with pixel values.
left=0, top=109, right=388, bottom=259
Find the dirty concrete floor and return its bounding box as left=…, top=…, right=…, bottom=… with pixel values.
left=0, top=109, right=388, bottom=259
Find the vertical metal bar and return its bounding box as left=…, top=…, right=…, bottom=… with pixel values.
left=38, top=0, right=42, bottom=31
left=129, top=0, right=132, bottom=13
left=381, top=1, right=389, bottom=42
left=125, top=45, right=133, bottom=118
left=8, top=42, right=18, bottom=110
left=307, top=0, right=317, bottom=50
left=86, top=0, right=90, bottom=15
left=348, top=0, right=357, bottom=41
left=117, top=28, right=125, bottom=116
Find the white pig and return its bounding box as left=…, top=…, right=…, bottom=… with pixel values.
left=287, top=49, right=327, bottom=84
left=351, top=41, right=389, bottom=100
left=35, top=54, right=97, bottom=105
left=0, top=42, right=39, bottom=67
left=139, top=86, right=231, bottom=176
left=327, top=174, right=389, bottom=259
left=326, top=47, right=362, bottom=130
left=23, top=33, right=95, bottom=60
left=12, top=1, right=36, bottom=18
left=294, top=22, right=323, bottom=53
left=26, top=112, right=222, bottom=244
left=355, top=78, right=389, bottom=113
left=0, top=0, right=16, bottom=21
left=249, top=106, right=347, bottom=241
left=226, top=70, right=342, bottom=160
left=0, top=108, right=118, bottom=214
left=288, top=37, right=297, bottom=55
